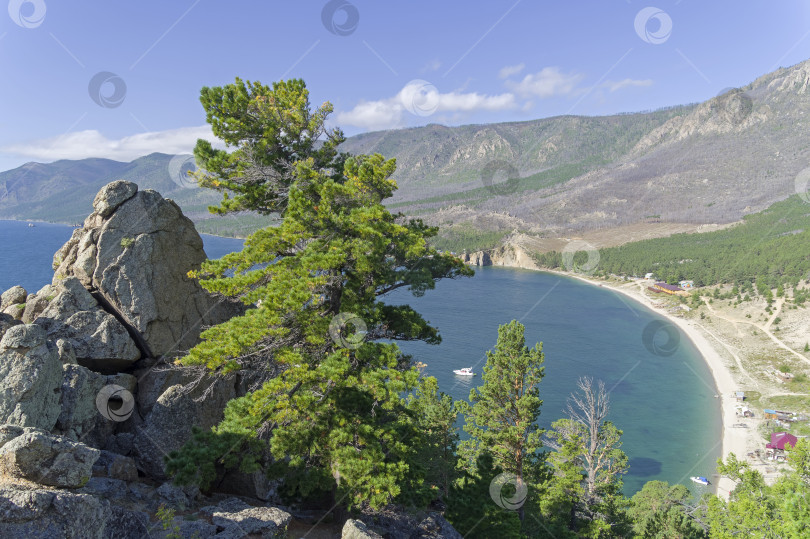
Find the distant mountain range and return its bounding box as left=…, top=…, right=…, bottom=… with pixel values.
left=3, top=59, right=810, bottom=247
left=0, top=154, right=272, bottom=237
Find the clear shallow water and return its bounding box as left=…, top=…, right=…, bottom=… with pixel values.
left=0, top=220, right=721, bottom=494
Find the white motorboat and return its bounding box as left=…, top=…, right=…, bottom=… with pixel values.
left=453, top=367, right=475, bottom=376
left=690, top=476, right=710, bottom=486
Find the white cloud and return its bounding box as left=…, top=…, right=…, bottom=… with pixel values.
left=336, top=100, right=405, bottom=131
left=506, top=67, right=585, bottom=98
left=337, top=80, right=516, bottom=130
left=1, top=125, right=221, bottom=162
left=498, top=63, right=525, bottom=79
left=603, top=78, right=653, bottom=92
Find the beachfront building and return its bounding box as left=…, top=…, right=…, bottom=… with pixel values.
left=653, top=282, right=690, bottom=297
left=765, top=431, right=799, bottom=461
left=764, top=409, right=796, bottom=421
left=645, top=272, right=655, bottom=280
left=735, top=391, right=746, bottom=402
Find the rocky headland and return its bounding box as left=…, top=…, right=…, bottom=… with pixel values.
left=0, top=181, right=459, bottom=538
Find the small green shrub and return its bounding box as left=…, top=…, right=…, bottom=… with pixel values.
left=120, top=237, right=135, bottom=249
left=156, top=505, right=180, bottom=539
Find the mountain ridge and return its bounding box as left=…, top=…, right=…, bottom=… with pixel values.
left=2, top=58, right=810, bottom=247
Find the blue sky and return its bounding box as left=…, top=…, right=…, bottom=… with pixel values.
left=1, top=0, right=809, bottom=172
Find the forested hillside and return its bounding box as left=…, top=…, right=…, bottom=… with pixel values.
left=535, top=195, right=810, bottom=289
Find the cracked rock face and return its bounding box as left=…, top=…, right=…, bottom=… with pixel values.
left=53, top=180, right=242, bottom=359
left=34, top=277, right=140, bottom=373
left=0, top=325, right=62, bottom=430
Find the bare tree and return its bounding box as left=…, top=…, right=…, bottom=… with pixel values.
left=546, top=376, right=628, bottom=513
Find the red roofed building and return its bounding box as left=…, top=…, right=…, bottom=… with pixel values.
left=766, top=431, right=798, bottom=450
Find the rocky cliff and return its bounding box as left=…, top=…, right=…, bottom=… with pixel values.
left=461, top=242, right=540, bottom=271
left=0, top=181, right=462, bottom=538
left=0, top=181, right=283, bottom=537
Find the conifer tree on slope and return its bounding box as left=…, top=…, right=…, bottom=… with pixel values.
left=166, top=78, right=472, bottom=509
left=457, top=320, right=546, bottom=522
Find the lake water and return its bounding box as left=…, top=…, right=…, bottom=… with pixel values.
left=0, top=220, right=245, bottom=294
left=385, top=266, right=722, bottom=494
left=0, top=220, right=721, bottom=495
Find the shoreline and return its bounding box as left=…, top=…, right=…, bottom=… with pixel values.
left=530, top=267, right=744, bottom=498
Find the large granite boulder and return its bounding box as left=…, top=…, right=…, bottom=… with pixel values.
left=0, top=324, right=62, bottom=430
left=0, top=484, right=111, bottom=538
left=211, top=505, right=292, bottom=538
left=35, top=277, right=140, bottom=372
left=0, top=429, right=100, bottom=488
left=343, top=519, right=384, bottom=538
left=0, top=286, right=27, bottom=311
left=132, top=374, right=237, bottom=478
left=53, top=180, right=243, bottom=359
left=354, top=508, right=464, bottom=539
left=55, top=364, right=136, bottom=446
left=21, top=285, right=54, bottom=324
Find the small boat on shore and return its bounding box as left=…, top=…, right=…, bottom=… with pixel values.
left=453, top=367, right=475, bottom=376
left=690, top=476, right=710, bottom=486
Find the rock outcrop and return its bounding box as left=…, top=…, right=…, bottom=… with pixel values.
left=0, top=484, right=111, bottom=539
left=53, top=180, right=242, bottom=359
left=350, top=508, right=464, bottom=539
left=132, top=374, right=237, bottom=478
left=0, top=325, right=62, bottom=430
left=0, top=429, right=99, bottom=488
left=0, top=181, right=458, bottom=539
left=55, top=364, right=136, bottom=447
left=0, top=286, right=27, bottom=311
left=343, top=519, right=384, bottom=538
left=460, top=242, right=539, bottom=271
left=34, top=277, right=140, bottom=372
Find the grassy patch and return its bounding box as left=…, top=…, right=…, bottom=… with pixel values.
left=762, top=394, right=810, bottom=413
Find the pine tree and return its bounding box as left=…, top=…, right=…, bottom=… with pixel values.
left=458, top=320, right=546, bottom=521
left=193, top=78, right=346, bottom=215
left=166, top=80, right=473, bottom=510
left=403, top=375, right=460, bottom=504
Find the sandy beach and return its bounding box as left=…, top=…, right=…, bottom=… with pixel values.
left=543, top=270, right=763, bottom=498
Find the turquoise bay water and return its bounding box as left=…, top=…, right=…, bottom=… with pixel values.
left=0, top=220, right=721, bottom=494
left=384, top=266, right=722, bottom=494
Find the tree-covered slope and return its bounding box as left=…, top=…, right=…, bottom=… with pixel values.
left=536, top=195, right=810, bottom=288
